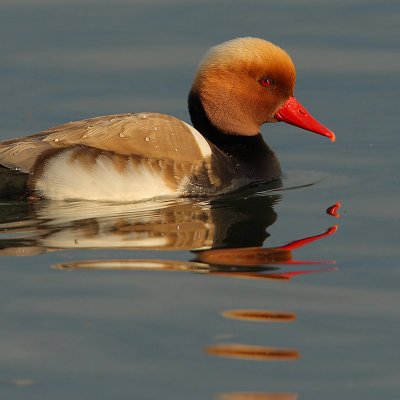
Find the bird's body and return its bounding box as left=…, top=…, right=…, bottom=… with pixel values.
left=0, top=38, right=334, bottom=202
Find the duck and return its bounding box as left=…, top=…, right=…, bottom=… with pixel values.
left=0, top=37, right=335, bottom=202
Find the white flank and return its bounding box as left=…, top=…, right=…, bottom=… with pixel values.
left=182, top=121, right=212, bottom=158
left=35, top=149, right=178, bottom=201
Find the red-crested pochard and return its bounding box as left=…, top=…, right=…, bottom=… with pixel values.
left=0, top=37, right=334, bottom=201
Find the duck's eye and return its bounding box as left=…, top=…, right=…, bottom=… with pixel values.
left=259, top=77, right=273, bottom=87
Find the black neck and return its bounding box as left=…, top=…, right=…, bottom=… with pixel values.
left=188, top=90, right=281, bottom=181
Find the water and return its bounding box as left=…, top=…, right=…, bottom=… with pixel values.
left=0, top=1, right=399, bottom=399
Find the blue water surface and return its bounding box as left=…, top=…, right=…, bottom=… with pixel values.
left=0, top=1, right=399, bottom=399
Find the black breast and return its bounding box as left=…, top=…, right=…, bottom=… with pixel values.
left=188, top=90, right=281, bottom=184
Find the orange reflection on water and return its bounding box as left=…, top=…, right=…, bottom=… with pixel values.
left=222, top=309, right=296, bottom=323
left=205, top=344, right=299, bottom=361
left=197, top=246, right=292, bottom=266
left=210, top=266, right=337, bottom=281
left=195, top=226, right=337, bottom=266
left=326, top=202, right=341, bottom=218
left=218, top=393, right=298, bottom=400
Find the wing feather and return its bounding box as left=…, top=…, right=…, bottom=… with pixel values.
left=0, top=113, right=208, bottom=172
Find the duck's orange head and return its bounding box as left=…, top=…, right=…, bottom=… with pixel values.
left=190, top=37, right=335, bottom=141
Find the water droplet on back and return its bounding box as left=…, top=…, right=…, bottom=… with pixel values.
left=145, top=137, right=150, bottom=142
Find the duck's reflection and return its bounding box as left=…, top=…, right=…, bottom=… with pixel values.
left=0, top=191, right=339, bottom=400
left=53, top=225, right=337, bottom=282
left=0, top=188, right=279, bottom=254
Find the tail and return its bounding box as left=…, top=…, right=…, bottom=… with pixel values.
left=0, top=165, right=29, bottom=200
